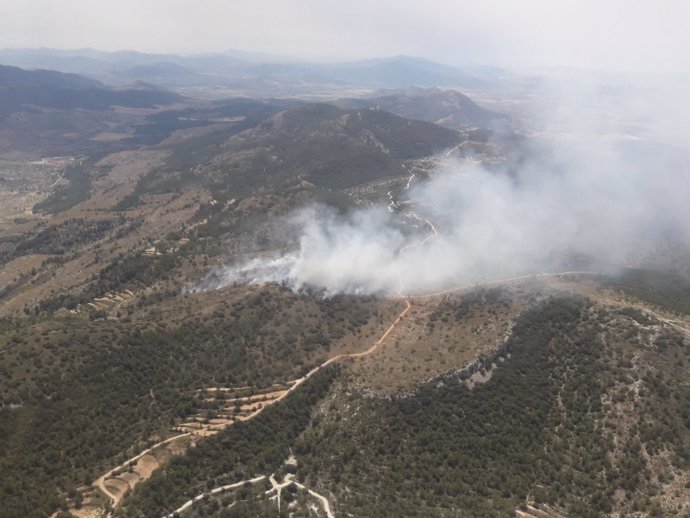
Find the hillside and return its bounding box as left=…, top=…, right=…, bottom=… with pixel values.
left=0, top=64, right=188, bottom=155
left=214, top=103, right=460, bottom=190
left=120, top=102, right=460, bottom=203
left=0, top=98, right=463, bottom=325
left=0, top=286, right=403, bottom=518
left=0, top=64, right=180, bottom=120
left=111, top=281, right=690, bottom=518
left=336, top=86, right=503, bottom=130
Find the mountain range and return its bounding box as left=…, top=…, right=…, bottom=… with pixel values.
left=0, top=48, right=508, bottom=93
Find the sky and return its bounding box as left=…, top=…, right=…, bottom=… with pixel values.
left=1, top=0, right=689, bottom=73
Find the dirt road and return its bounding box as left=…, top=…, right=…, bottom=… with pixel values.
left=91, top=295, right=411, bottom=515
left=414, top=271, right=601, bottom=299
left=271, top=297, right=412, bottom=400
left=291, top=479, right=335, bottom=518
left=96, top=432, right=192, bottom=511
left=162, top=476, right=266, bottom=518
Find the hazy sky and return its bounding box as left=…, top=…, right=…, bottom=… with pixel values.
left=1, top=0, right=689, bottom=72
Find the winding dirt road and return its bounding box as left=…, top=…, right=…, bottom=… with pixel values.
left=91, top=265, right=690, bottom=517
left=90, top=295, right=412, bottom=515
left=163, top=472, right=334, bottom=518
left=87, top=161, right=690, bottom=517
left=162, top=476, right=267, bottom=518
left=265, top=297, right=412, bottom=404
left=96, top=432, right=193, bottom=511
left=291, top=479, right=335, bottom=518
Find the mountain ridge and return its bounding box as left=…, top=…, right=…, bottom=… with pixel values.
left=0, top=64, right=180, bottom=120
left=0, top=49, right=503, bottom=92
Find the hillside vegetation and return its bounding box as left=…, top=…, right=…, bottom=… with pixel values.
left=336, top=86, right=502, bottom=130
left=0, top=285, right=399, bottom=518
left=107, top=294, right=690, bottom=517
left=0, top=64, right=179, bottom=120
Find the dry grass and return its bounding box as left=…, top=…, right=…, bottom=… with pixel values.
left=89, top=132, right=132, bottom=142
left=81, top=149, right=170, bottom=210
left=350, top=290, right=524, bottom=394
left=348, top=276, right=625, bottom=395
left=0, top=153, right=66, bottom=229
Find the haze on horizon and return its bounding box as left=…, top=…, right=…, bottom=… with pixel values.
left=1, top=0, right=690, bottom=74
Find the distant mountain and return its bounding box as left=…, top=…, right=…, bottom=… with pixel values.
left=124, top=62, right=196, bottom=80
left=0, top=64, right=181, bottom=119
left=317, top=55, right=489, bottom=88
left=0, top=48, right=505, bottom=93
left=0, top=64, right=103, bottom=89
left=335, top=86, right=504, bottom=130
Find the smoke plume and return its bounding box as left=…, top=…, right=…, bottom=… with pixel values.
left=213, top=75, right=690, bottom=296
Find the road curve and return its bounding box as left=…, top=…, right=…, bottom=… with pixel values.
left=96, top=431, right=193, bottom=512
left=162, top=476, right=267, bottom=518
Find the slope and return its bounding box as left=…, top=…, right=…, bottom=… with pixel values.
left=337, top=86, right=503, bottom=130
left=114, top=287, right=690, bottom=518
left=0, top=64, right=180, bottom=120
left=198, top=103, right=461, bottom=193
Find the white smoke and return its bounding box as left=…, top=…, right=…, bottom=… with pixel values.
left=211, top=74, right=690, bottom=296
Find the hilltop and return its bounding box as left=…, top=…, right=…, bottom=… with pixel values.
left=336, top=86, right=504, bottom=130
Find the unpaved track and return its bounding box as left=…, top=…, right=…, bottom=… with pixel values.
left=632, top=306, right=690, bottom=336
left=417, top=270, right=690, bottom=337
left=413, top=271, right=601, bottom=299
left=162, top=473, right=334, bottom=518
left=263, top=297, right=412, bottom=404
left=88, top=167, right=423, bottom=513
left=597, top=296, right=690, bottom=337
left=94, top=264, right=690, bottom=516
left=91, top=297, right=411, bottom=515
left=323, top=299, right=412, bottom=363
left=90, top=161, right=690, bottom=516
left=291, top=479, right=335, bottom=518
left=162, top=476, right=266, bottom=518
left=96, top=432, right=192, bottom=510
